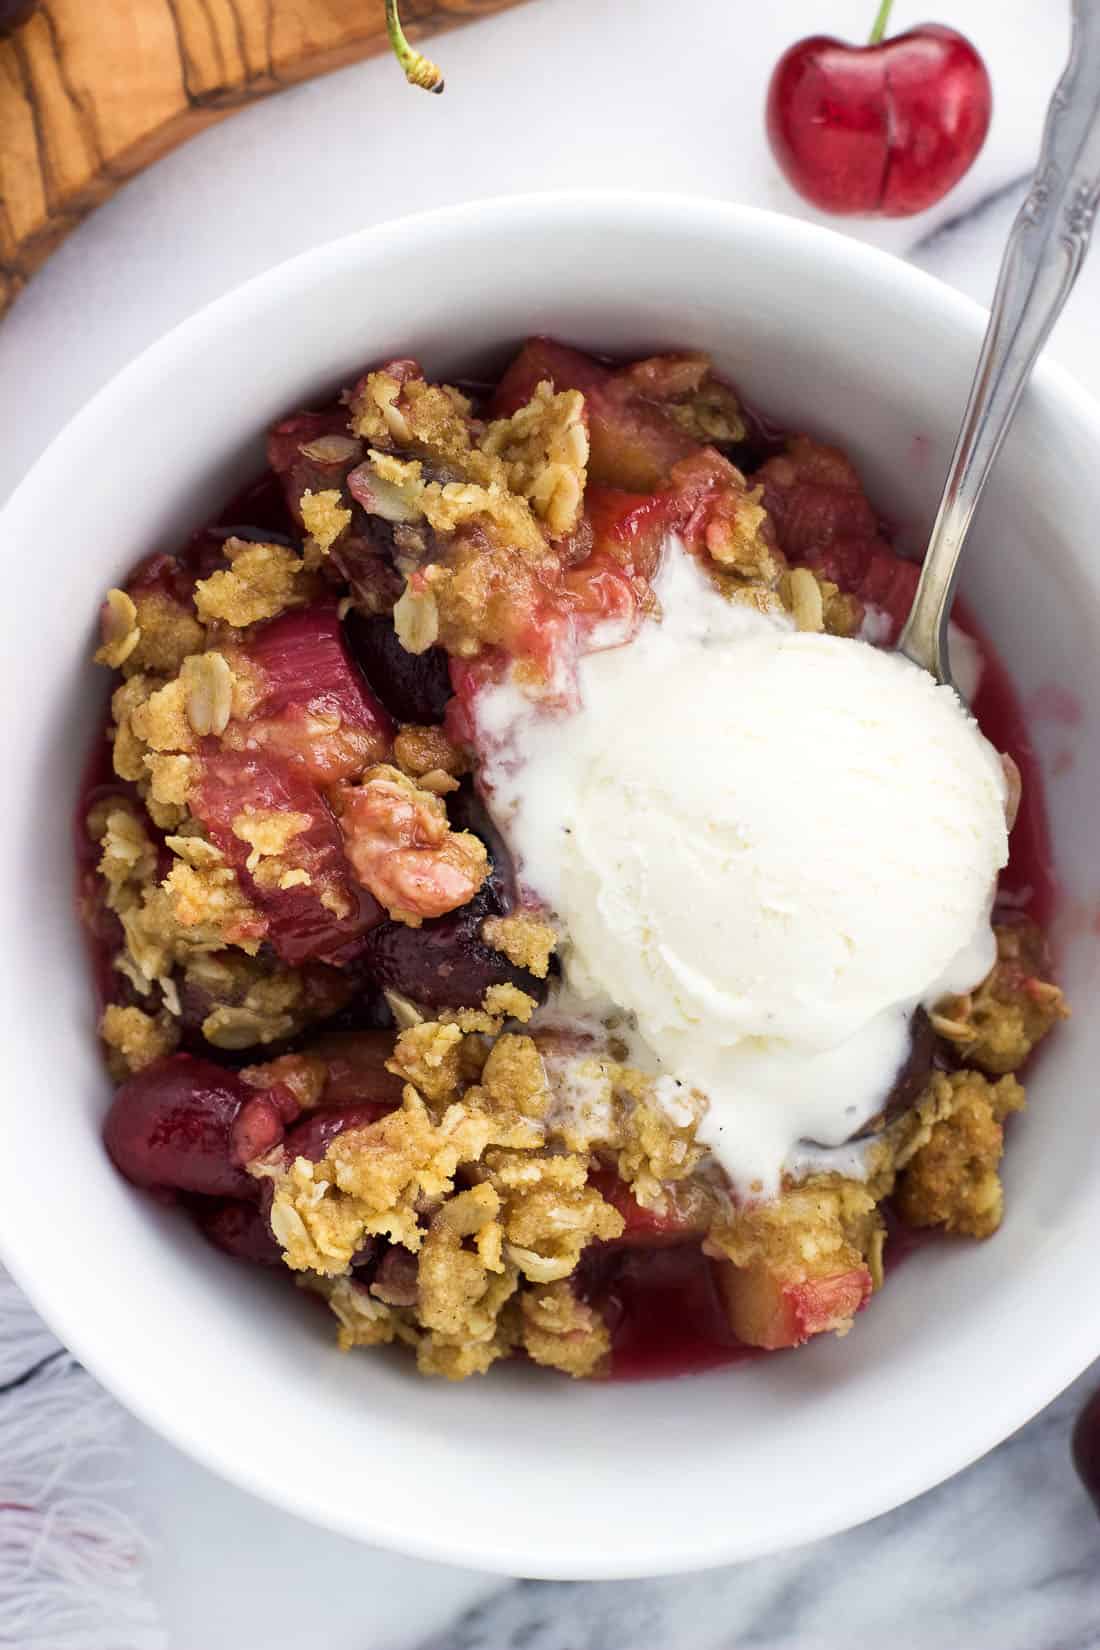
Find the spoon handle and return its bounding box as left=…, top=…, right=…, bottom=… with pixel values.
left=899, top=0, right=1100, bottom=684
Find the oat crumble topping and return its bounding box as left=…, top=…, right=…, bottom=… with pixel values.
left=300, top=488, right=353, bottom=556
left=194, top=539, right=310, bottom=628
left=480, top=913, right=557, bottom=979
left=100, top=1002, right=179, bottom=1077
left=85, top=340, right=1069, bottom=1381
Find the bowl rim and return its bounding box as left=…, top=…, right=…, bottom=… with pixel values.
left=3, top=189, right=1100, bottom=1578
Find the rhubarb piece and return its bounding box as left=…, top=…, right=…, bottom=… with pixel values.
left=588, top=1169, right=714, bottom=1247
left=756, top=434, right=919, bottom=637
left=104, top=1054, right=274, bottom=1198
left=709, top=1179, right=879, bottom=1349
left=229, top=603, right=394, bottom=785
left=757, top=436, right=880, bottom=553
left=492, top=338, right=700, bottom=491
left=230, top=1093, right=292, bottom=1167
left=589, top=461, right=777, bottom=601
left=585, top=389, right=703, bottom=492
left=586, top=484, right=680, bottom=582
left=192, top=750, right=382, bottom=966
left=562, top=551, right=643, bottom=649
left=491, top=339, right=611, bottom=418
left=666, top=450, right=781, bottom=586
left=713, top=1256, right=873, bottom=1351
left=267, top=409, right=362, bottom=531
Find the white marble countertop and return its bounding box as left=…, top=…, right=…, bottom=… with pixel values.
left=4, top=1, right=1100, bottom=1643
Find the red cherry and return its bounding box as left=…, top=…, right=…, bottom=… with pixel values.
left=104, top=1055, right=270, bottom=1199
left=766, top=1, right=992, bottom=218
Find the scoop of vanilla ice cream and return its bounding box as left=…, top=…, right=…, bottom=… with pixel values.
left=565, top=606, right=1005, bottom=1050
left=477, top=543, right=1009, bottom=1192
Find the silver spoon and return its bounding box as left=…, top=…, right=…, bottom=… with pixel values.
left=898, top=0, right=1100, bottom=688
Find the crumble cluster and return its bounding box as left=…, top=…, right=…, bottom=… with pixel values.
left=250, top=991, right=715, bottom=1379
left=88, top=349, right=1069, bottom=1380
left=241, top=918, right=1062, bottom=1376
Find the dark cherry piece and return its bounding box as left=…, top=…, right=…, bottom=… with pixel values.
left=194, top=1198, right=284, bottom=1266
left=364, top=891, right=544, bottom=1012
left=446, top=778, right=519, bottom=912
left=849, top=1007, right=937, bottom=1141
left=317, top=978, right=398, bottom=1035
left=104, top=1055, right=282, bottom=1199
left=577, top=1243, right=753, bottom=1381
left=0, top=0, right=35, bottom=34
left=175, top=957, right=355, bottom=1052
left=1072, top=1386, right=1100, bottom=1515
left=798, top=1010, right=936, bottom=1150
left=298, top=1030, right=407, bottom=1110
left=766, top=2, right=992, bottom=217
left=343, top=611, right=453, bottom=725
left=204, top=472, right=298, bottom=546
left=370, top=1245, right=419, bottom=1305
left=204, top=523, right=298, bottom=550
left=361, top=776, right=540, bottom=1010
left=284, top=1102, right=395, bottom=1163
left=892, top=1007, right=937, bottom=1108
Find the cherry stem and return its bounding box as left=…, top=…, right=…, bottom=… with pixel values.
left=868, top=0, right=895, bottom=45
left=384, top=0, right=445, bottom=93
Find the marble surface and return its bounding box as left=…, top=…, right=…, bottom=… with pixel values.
left=4, top=0, right=1100, bottom=1643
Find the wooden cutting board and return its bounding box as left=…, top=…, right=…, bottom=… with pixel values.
left=0, top=0, right=531, bottom=318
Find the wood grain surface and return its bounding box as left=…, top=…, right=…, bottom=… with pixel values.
left=0, top=0, right=531, bottom=317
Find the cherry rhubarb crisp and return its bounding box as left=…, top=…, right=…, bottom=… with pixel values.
left=80, top=340, right=1068, bottom=1381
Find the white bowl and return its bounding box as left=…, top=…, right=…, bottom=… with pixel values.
left=1, top=193, right=1098, bottom=1580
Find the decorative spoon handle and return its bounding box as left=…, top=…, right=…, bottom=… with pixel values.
left=899, top=0, right=1100, bottom=685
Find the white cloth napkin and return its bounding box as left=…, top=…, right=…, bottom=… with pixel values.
left=0, top=1270, right=163, bottom=1649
